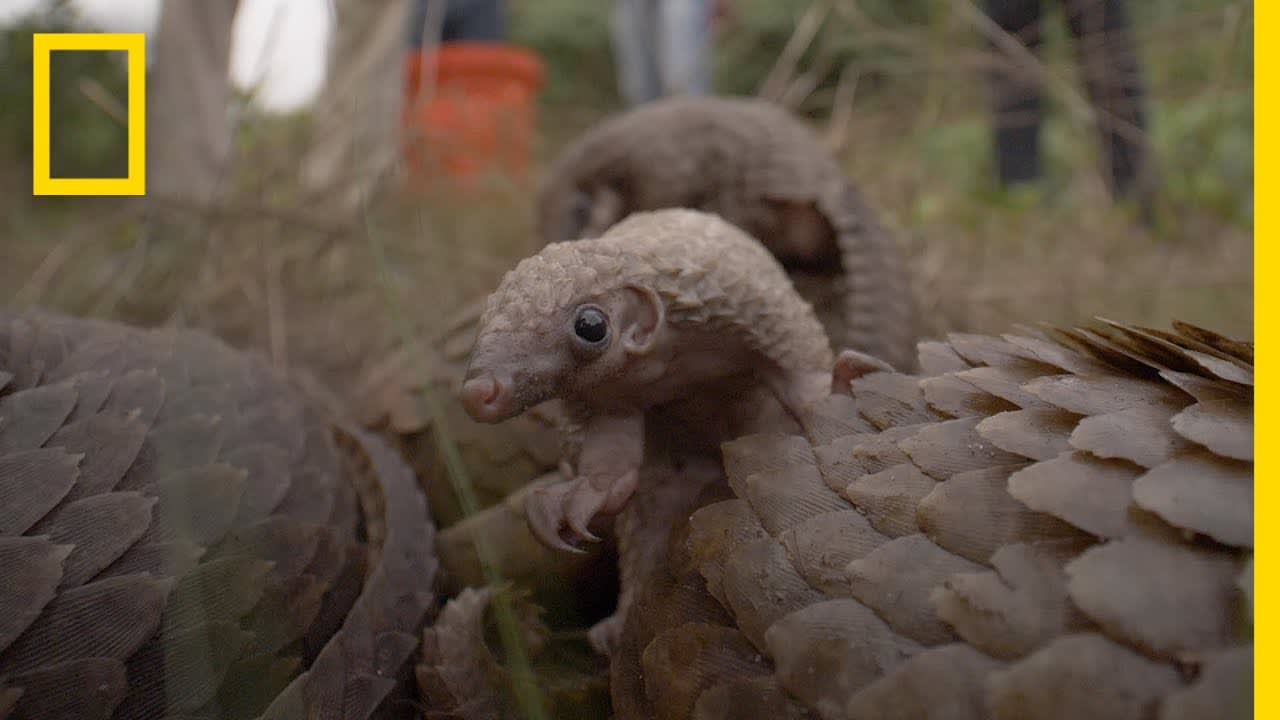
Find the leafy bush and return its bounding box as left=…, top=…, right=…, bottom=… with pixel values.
left=0, top=2, right=129, bottom=180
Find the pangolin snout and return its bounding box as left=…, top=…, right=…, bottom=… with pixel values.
left=460, top=370, right=515, bottom=423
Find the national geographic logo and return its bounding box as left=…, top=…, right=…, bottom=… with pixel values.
left=32, top=33, right=145, bottom=196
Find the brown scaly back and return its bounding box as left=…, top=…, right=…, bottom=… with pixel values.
left=537, top=95, right=918, bottom=371
left=0, top=310, right=437, bottom=720
left=621, top=318, right=1251, bottom=719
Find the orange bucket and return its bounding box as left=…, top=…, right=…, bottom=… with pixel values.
left=401, top=43, right=544, bottom=191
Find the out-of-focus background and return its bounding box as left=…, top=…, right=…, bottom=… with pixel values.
left=1, top=0, right=1253, bottom=397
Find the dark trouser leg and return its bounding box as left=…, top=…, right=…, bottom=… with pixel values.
left=442, top=0, right=506, bottom=42
left=985, top=0, right=1044, bottom=186
left=409, top=0, right=505, bottom=47
left=1065, top=0, right=1150, bottom=199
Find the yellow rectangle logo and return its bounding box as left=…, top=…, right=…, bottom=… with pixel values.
left=32, top=32, right=146, bottom=196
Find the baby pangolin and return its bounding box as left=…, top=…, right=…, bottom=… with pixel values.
left=460, top=209, right=839, bottom=649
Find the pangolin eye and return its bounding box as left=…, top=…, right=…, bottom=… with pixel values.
left=573, top=305, right=609, bottom=345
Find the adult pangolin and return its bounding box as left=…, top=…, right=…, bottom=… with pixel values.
left=0, top=310, right=437, bottom=720
left=537, top=94, right=918, bottom=371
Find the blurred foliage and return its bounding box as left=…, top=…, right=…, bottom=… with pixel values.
left=1151, top=92, right=1253, bottom=224
left=502, top=0, right=1251, bottom=225
left=0, top=1, right=129, bottom=180
left=0, top=0, right=1252, bottom=224
left=48, top=48, right=129, bottom=178
left=714, top=0, right=934, bottom=98
left=508, top=0, right=618, bottom=108
left=0, top=0, right=1253, bottom=335
left=507, top=0, right=935, bottom=107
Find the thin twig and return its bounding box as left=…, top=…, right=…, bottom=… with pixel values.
left=89, top=233, right=148, bottom=318
left=758, top=0, right=830, bottom=102
left=410, top=0, right=447, bottom=111
left=360, top=186, right=550, bottom=720
left=77, top=77, right=127, bottom=126
left=14, top=239, right=72, bottom=306
left=779, top=49, right=836, bottom=111
left=266, top=237, right=289, bottom=371
left=145, top=195, right=354, bottom=238
left=824, top=62, right=861, bottom=153
left=951, top=0, right=1147, bottom=147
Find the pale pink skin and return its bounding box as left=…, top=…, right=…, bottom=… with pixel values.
left=831, top=348, right=896, bottom=394
left=461, top=284, right=772, bottom=550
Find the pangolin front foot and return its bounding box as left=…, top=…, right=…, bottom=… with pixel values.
left=587, top=612, right=624, bottom=656
left=524, top=469, right=639, bottom=554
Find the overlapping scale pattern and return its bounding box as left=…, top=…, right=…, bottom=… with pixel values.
left=0, top=311, right=436, bottom=720
left=622, top=320, right=1251, bottom=720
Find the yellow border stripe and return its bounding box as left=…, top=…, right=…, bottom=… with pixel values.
left=1257, top=2, right=1269, bottom=716
left=31, top=33, right=146, bottom=196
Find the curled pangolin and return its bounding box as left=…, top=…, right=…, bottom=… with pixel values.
left=0, top=310, right=437, bottom=720
left=623, top=317, right=1252, bottom=720
left=537, top=94, right=918, bottom=371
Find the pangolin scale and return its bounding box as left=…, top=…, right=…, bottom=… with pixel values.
left=0, top=311, right=437, bottom=720
left=616, top=317, right=1252, bottom=720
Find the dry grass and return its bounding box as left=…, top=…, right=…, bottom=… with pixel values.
left=4, top=121, right=1251, bottom=399
left=843, top=103, right=1253, bottom=342
left=2, top=1, right=1252, bottom=399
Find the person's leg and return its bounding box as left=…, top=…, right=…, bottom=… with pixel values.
left=984, top=0, right=1045, bottom=186
left=1064, top=0, right=1151, bottom=200
left=442, top=0, right=506, bottom=42
left=611, top=0, right=663, bottom=106
left=656, top=0, right=712, bottom=96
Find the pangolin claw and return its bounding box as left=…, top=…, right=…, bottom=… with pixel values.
left=566, top=512, right=603, bottom=544
left=524, top=468, right=642, bottom=552
left=525, top=484, right=588, bottom=554
left=564, top=488, right=606, bottom=544
left=833, top=348, right=896, bottom=394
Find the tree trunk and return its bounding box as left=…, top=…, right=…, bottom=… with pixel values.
left=300, top=0, right=411, bottom=215
left=146, top=0, right=241, bottom=207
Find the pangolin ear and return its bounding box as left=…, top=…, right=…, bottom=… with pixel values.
left=620, top=285, right=664, bottom=355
